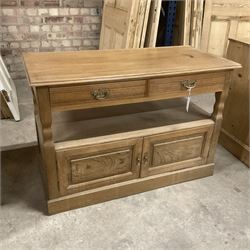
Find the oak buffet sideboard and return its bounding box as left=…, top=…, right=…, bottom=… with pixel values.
left=23, top=46, right=240, bottom=214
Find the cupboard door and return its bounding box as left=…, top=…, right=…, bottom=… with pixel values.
left=99, top=0, right=136, bottom=49
left=140, top=124, right=213, bottom=177
left=56, top=138, right=143, bottom=195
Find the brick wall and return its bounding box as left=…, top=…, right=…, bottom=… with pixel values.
left=0, top=0, right=102, bottom=80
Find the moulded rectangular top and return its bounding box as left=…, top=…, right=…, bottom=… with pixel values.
left=23, top=46, right=241, bottom=87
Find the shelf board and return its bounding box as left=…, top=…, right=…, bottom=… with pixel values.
left=53, top=98, right=212, bottom=149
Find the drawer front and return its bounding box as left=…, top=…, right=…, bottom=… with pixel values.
left=50, top=80, right=146, bottom=110
left=148, top=72, right=225, bottom=97
left=56, top=138, right=142, bottom=195
left=140, top=123, right=214, bottom=177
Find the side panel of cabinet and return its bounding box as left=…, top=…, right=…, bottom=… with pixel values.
left=140, top=124, right=214, bottom=177
left=56, top=138, right=143, bottom=195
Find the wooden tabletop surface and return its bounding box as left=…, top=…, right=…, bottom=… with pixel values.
left=23, top=46, right=241, bottom=87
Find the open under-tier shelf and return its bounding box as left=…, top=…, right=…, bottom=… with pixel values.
left=52, top=98, right=211, bottom=148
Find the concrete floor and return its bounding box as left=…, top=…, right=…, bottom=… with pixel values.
left=1, top=145, right=249, bottom=250
left=0, top=79, right=36, bottom=151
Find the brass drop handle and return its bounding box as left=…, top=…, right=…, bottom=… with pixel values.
left=181, top=80, right=197, bottom=89
left=143, top=154, right=149, bottom=164
left=91, top=88, right=110, bottom=100
left=136, top=156, right=141, bottom=166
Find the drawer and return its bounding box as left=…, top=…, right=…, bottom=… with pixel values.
left=140, top=123, right=214, bottom=177
left=148, top=72, right=225, bottom=97
left=50, top=80, right=146, bottom=110
left=56, top=138, right=142, bottom=195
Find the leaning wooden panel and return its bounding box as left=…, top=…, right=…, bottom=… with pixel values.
left=201, top=0, right=250, bottom=56
left=219, top=38, right=249, bottom=166
left=99, top=0, right=136, bottom=49
left=183, top=0, right=192, bottom=45
left=132, top=0, right=151, bottom=48
left=190, top=0, right=204, bottom=49
left=140, top=0, right=151, bottom=48
left=144, top=0, right=162, bottom=47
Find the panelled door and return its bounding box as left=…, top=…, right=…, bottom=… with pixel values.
left=99, top=0, right=151, bottom=49
left=140, top=124, right=213, bottom=177
left=201, top=0, right=250, bottom=56
left=99, top=0, right=137, bottom=49
left=56, top=123, right=214, bottom=194
left=56, top=137, right=143, bottom=195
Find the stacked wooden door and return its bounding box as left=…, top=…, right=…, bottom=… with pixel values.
left=201, top=0, right=250, bottom=56
left=144, top=0, right=162, bottom=47
left=99, top=0, right=151, bottom=49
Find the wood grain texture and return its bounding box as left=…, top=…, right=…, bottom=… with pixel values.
left=71, top=149, right=132, bottom=184
left=35, top=87, right=59, bottom=198
left=145, top=0, right=162, bottom=47
left=200, top=0, right=212, bottom=51
left=139, top=0, right=151, bottom=48
left=23, top=46, right=240, bottom=86
left=140, top=123, right=213, bottom=177
left=99, top=0, right=135, bottom=49
left=54, top=119, right=215, bottom=151
left=25, top=46, right=241, bottom=214
left=49, top=72, right=227, bottom=111
left=99, top=0, right=150, bottom=49
left=148, top=72, right=226, bottom=96
left=190, top=0, right=204, bottom=49
left=152, top=136, right=203, bottom=166
left=47, top=163, right=214, bottom=215
left=201, top=0, right=250, bottom=56
left=133, top=0, right=150, bottom=48
left=183, top=0, right=192, bottom=45
left=56, top=138, right=142, bottom=195
left=219, top=39, right=249, bottom=166
left=52, top=99, right=213, bottom=147
left=220, top=129, right=249, bottom=167
left=50, top=80, right=147, bottom=110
